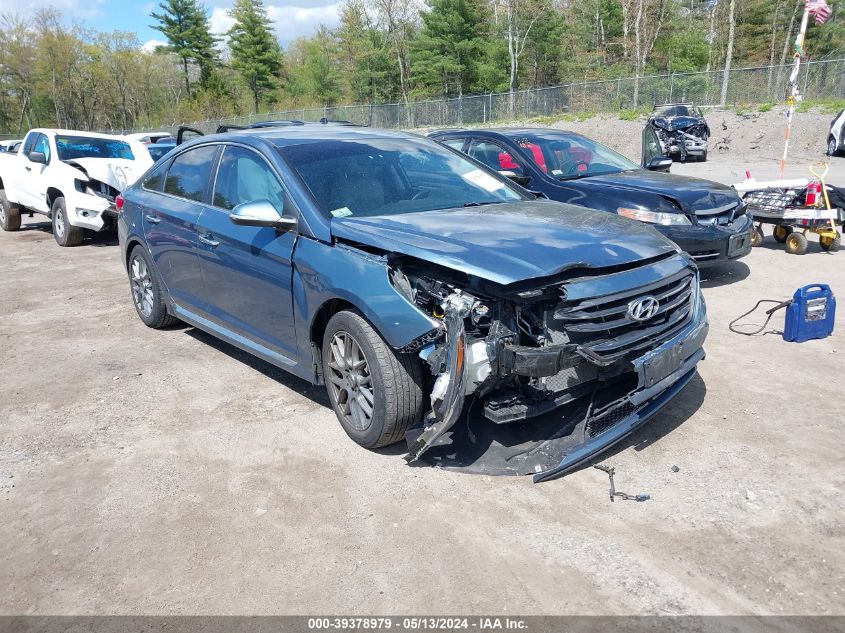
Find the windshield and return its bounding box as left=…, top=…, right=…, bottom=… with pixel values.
left=654, top=105, right=700, bottom=118
left=56, top=135, right=135, bottom=161
left=511, top=132, right=639, bottom=180
left=278, top=137, right=525, bottom=218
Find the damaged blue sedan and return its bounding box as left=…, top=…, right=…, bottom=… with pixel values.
left=117, top=126, right=708, bottom=482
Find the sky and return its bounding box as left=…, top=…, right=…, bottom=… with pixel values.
left=0, top=0, right=341, bottom=48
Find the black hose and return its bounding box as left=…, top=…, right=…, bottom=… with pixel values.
left=728, top=299, right=793, bottom=336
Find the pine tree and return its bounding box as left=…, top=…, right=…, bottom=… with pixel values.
left=151, top=0, right=218, bottom=96
left=228, top=0, right=283, bottom=112
left=411, top=0, right=482, bottom=97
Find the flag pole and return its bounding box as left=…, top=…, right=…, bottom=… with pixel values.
left=780, top=7, right=811, bottom=179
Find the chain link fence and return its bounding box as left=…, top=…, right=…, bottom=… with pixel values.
left=136, top=58, right=845, bottom=135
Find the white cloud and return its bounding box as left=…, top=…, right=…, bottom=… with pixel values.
left=210, top=2, right=340, bottom=46
left=0, top=0, right=104, bottom=20
left=141, top=38, right=168, bottom=53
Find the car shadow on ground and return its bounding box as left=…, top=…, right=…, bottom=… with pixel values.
left=14, top=220, right=118, bottom=246
left=184, top=326, right=330, bottom=409
left=700, top=260, right=750, bottom=288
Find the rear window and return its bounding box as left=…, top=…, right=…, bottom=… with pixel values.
left=163, top=145, right=218, bottom=202
left=56, top=135, right=135, bottom=161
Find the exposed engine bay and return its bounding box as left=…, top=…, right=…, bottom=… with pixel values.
left=647, top=104, right=710, bottom=162
left=388, top=252, right=708, bottom=482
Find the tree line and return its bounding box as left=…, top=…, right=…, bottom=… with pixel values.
left=0, top=0, right=842, bottom=135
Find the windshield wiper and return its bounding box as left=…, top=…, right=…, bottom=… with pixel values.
left=462, top=200, right=505, bottom=207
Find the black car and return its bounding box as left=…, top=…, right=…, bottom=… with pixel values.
left=429, top=128, right=752, bottom=267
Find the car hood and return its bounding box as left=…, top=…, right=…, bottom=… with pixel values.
left=580, top=170, right=740, bottom=214
left=63, top=156, right=154, bottom=192
left=330, top=200, right=678, bottom=286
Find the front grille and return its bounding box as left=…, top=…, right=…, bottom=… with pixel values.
left=695, top=202, right=744, bottom=226
left=547, top=269, right=695, bottom=363
left=586, top=401, right=637, bottom=438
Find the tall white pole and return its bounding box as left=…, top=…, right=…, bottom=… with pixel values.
left=780, top=7, right=811, bottom=179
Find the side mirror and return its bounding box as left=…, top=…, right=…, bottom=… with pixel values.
left=229, top=199, right=296, bottom=230
left=645, top=156, right=672, bottom=172
left=498, top=170, right=531, bottom=186
left=28, top=151, right=48, bottom=164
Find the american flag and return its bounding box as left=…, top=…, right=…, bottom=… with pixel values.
left=806, top=0, right=833, bottom=24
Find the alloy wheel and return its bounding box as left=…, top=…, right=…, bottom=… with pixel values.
left=130, top=255, right=154, bottom=318
left=54, top=208, right=65, bottom=239
left=829, top=138, right=837, bottom=156
left=0, top=200, right=6, bottom=225
left=326, top=331, right=375, bottom=432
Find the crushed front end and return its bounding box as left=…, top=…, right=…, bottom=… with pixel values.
left=394, top=252, right=707, bottom=483
left=649, top=116, right=710, bottom=162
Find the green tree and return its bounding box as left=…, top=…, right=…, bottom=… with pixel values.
left=412, top=0, right=483, bottom=97
left=228, top=0, right=284, bottom=112
left=150, top=0, right=218, bottom=96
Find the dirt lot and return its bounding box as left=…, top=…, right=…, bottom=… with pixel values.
left=1, top=150, right=844, bottom=615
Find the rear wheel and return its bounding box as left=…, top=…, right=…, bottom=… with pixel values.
left=820, top=231, right=841, bottom=252
left=0, top=189, right=21, bottom=231
left=51, top=197, right=83, bottom=247
left=785, top=231, right=809, bottom=255
left=773, top=224, right=793, bottom=243
left=751, top=225, right=765, bottom=247
left=322, top=310, right=424, bottom=449
left=128, top=246, right=178, bottom=328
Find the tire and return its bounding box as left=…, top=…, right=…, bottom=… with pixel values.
left=322, top=310, right=424, bottom=449
left=0, top=189, right=21, bottom=231
left=51, top=197, right=83, bottom=247
left=785, top=231, right=809, bottom=255
left=773, top=224, right=793, bottom=243
left=828, top=136, right=838, bottom=157
left=751, top=225, right=765, bottom=247
left=820, top=231, right=841, bottom=252
left=128, top=245, right=178, bottom=328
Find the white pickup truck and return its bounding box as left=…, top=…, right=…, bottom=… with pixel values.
left=0, top=129, right=152, bottom=246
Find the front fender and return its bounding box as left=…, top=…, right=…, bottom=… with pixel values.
left=292, top=237, right=439, bottom=367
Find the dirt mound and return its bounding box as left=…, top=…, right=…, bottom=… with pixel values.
left=547, top=108, right=834, bottom=164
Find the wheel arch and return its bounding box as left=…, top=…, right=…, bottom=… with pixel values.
left=46, top=187, right=64, bottom=213
left=310, top=298, right=358, bottom=354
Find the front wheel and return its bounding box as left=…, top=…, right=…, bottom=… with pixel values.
left=0, top=189, right=21, bottom=231
left=828, top=136, right=839, bottom=157
left=785, top=231, right=809, bottom=255
left=322, top=310, right=424, bottom=449
left=128, top=246, right=178, bottom=328
left=51, top=197, right=83, bottom=247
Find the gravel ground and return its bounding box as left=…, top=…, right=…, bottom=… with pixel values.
left=1, top=149, right=844, bottom=616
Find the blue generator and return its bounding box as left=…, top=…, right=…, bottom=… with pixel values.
left=783, top=284, right=836, bottom=343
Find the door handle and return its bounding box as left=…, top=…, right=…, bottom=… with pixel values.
left=24, top=166, right=31, bottom=172
left=144, top=214, right=161, bottom=224
left=199, top=235, right=220, bottom=248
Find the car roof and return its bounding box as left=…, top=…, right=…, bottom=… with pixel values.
left=32, top=128, right=136, bottom=141
left=192, top=125, right=423, bottom=149
left=430, top=127, right=591, bottom=142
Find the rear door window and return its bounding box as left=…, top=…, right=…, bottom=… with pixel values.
left=467, top=140, right=518, bottom=172
left=212, top=145, right=286, bottom=213
left=439, top=138, right=466, bottom=151
left=163, top=145, right=218, bottom=203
